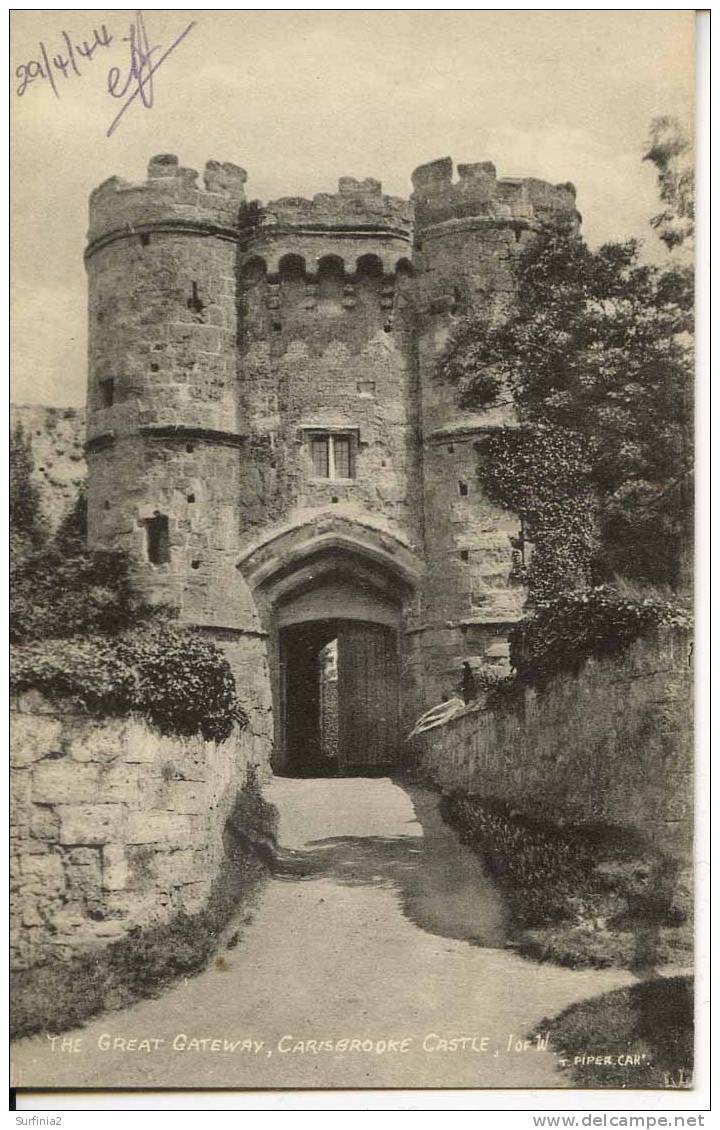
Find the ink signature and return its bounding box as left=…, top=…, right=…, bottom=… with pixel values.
left=106, top=11, right=196, bottom=137
left=14, top=11, right=196, bottom=139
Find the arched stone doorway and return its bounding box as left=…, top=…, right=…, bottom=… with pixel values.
left=237, top=516, right=420, bottom=776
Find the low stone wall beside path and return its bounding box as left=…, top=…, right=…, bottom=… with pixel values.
left=11, top=691, right=272, bottom=971
left=413, top=628, right=693, bottom=869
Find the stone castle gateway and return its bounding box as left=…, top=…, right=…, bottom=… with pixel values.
left=84, top=154, right=579, bottom=774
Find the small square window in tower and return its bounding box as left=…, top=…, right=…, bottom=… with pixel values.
left=307, top=432, right=356, bottom=480
left=145, top=513, right=170, bottom=565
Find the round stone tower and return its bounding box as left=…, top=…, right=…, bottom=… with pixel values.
left=409, top=157, right=580, bottom=704
left=84, top=154, right=271, bottom=727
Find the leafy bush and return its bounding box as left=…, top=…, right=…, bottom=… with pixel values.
left=11, top=635, right=138, bottom=716
left=10, top=485, right=166, bottom=645
left=509, top=585, right=690, bottom=684
left=10, top=544, right=161, bottom=644
left=11, top=624, right=247, bottom=742
left=438, top=315, right=505, bottom=408
left=533, top=976, right=693, bottom=1088
left=441, top=793, right=690, bottom=970
left=10, top=422, right=47, bottom=557
left=441, top=219, right=693, bottom=591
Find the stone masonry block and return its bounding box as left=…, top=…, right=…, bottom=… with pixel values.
left=167, top=780, right=206, bottom=814
left=56, top=804, right=125, bottom=845
left=153, top=848, right=200, bottom=887
left=32, top=761, right=100, bottom=805
left=122, top=720, right=162, bottom=764
left=15, top=690, right=60, bottom=715
left=63, top=847, right=103, bottom=899
left=10, top=770, right=31, bottom=826
left=102, top=844, right=129, bottom=891
left=65, top=723, right=122, bottom=763
left=125, top=811, right=194, bottom=845
left=11, top=715, right=64, bottom=766
left=30, top=804, right=60, bottom=842
left=98, top=762, right=143, bottom=805
left=20, top=852, right=65, bottom=893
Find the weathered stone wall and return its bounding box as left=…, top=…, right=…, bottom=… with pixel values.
left=10, top=693, right=271, bottom=972
left=236, top=176, right=421, bottom=553
left=10, top=405, right=86, bottom=530
left=414, top=629, right=693, bottom=865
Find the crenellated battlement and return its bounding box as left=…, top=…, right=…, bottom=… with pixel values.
left=87, top=154, right=251, bottom=254
left=411, top=156, right=579, bottom=231
left=262, top=176, right=413, bottom=237
left=87, top=153, right=579, bottom=262
left=86, top=159, right=415, bottom=263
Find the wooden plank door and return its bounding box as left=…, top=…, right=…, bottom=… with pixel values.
left=337, top=622, right=400, bottom=771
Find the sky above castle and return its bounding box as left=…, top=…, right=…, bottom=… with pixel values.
left=11, top=10, right=694, bottom=407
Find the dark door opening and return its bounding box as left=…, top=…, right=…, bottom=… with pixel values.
left=280, top=618, right=400, bottom=777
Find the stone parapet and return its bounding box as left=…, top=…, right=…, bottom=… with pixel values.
left=411, top=156, right=579, bottom=231
left=263, top=176, right=413, bottom=237
left=87, top=154, right=250, bottom=253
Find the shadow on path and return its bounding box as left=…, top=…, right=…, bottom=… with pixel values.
left=274, top=780, right=508, bottom=949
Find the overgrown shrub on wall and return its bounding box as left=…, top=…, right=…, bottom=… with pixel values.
left=11, top=624, right=247, bottom=742
left=476, top=423, right=597, bottom=602
left=10, top=482, right=246, bottom=742
left=509, top=586, right=690, bottom=684
left=10, top=422, right=47, bottom=558
left=10, top=485, right=160, bottom=645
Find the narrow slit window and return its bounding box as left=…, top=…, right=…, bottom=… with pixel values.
left=458, top=480, right=469, bottom=497
left=99, top=378, right=114, bottom=408
left=145, top=513, right=170, bottom=565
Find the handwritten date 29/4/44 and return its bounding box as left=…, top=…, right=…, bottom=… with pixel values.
left=14, top=11, right=196, bottom=138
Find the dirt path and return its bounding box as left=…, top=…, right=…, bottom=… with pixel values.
left=11, top=777, right=638, bottom=1090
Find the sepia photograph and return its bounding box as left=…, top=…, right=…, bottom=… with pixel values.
left=9, top=8, right=700, bottom=1103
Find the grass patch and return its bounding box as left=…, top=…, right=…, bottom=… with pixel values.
left=532, top=976, right=693, bottom=1088
left=11, top=778, right=278, bottom=1040
left=441, top=793, right=691, bottom=969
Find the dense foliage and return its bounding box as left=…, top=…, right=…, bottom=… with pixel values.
left=478, top=423, right=596, bottom=600
left=443, top=793, right=689, bottom=971
left=10, top=422, right=46, bottom=557
left=11, top=624, right=247, bottom=741
left=10, top=486, right=161, bottom=645
left=442, top=226, right=693, bottom=594
left=644, top=116, right=694, bottom=251
left=509, top=586, right=690, bottom=684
